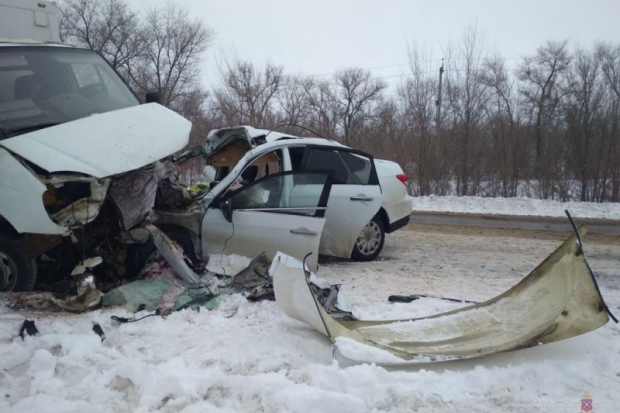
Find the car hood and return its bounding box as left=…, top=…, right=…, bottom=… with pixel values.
left=0, top=104, right=191, bottom=178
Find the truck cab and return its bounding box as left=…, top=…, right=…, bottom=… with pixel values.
left=0, top=0, right=193, bottom=292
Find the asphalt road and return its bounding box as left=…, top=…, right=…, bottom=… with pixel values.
left=409, top=211, right=620, bottom=236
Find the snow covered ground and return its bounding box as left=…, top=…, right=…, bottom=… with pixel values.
left=1, top=224, right=619, bottom=412
left=411, top=195, right=620, bottom=220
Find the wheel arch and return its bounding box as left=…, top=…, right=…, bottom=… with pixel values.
left=0, top=214, right=19, bottom=239
left=375, top=208, right=391, bottom=234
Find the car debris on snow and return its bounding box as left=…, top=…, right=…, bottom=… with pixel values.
left=271, top=219, right=617, bottom=365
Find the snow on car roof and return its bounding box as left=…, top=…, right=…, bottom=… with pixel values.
left=247, top=137, right=345, bottom=155
left=241, top=125, right=338, bottom=144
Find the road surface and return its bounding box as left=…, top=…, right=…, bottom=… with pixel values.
left=409, top=211, right=620, bottom=235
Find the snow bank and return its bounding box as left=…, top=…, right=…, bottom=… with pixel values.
left=1, top=294, right=618, bottom=412
left=2, top=228, right=619, bottom=412
left=411, top=195, right=620, bottom=220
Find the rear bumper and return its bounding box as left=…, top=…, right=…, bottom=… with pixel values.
left=387, top=214, right=410, bottom=233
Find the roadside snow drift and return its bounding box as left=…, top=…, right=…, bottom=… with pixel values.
left=411, top=195, right=620, bottom=220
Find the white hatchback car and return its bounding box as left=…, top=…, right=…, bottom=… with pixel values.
left=170, top=127, right=412, bottom=268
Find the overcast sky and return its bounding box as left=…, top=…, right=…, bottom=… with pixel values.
left=131, top=0, right=620, bottom=88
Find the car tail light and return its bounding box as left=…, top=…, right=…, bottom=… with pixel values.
left=396, top=174, right=408, bottom=186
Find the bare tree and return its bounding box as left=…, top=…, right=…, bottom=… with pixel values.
left=59, top=0, right=144, bottom=70
left=213, top=56, right=284, bottom=127
left=303, top=78, right=340, bottom=139
left=563, top=47, right=606, bottom=201
left=397, top=45, right=445, bottom=195
left=444, top=25, right=490, bottom=195
left=596, top=43, right=620, bottom=201
left=480, top=54, right=527, bottom=197
left=276, top=75, right=315, bottom=134
left=517, top=40, right=571, bottom=186
left=329, top=68, right=387, bottom=146
left=125, top=2, right=213, bottom=109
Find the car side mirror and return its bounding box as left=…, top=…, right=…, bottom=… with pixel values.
left=221, top=198, right=233, bottom=223
left=145, top=90, right=161, bottom=104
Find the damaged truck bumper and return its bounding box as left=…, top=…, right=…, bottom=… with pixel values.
left=272, top=225, right=616, bottom=365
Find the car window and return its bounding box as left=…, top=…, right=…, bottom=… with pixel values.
left=229, top=150, right=282, bottom=191
left=305, top=148, right=374, bottom=184
left=229, top=171, right=332, bottom=217
left=289, top=147, right=305, bottom=171
left=71, top=63, right=100, bottom=88
left=305, top=148, right=349, bottom=184
left=340, top=151, right=373, bottom=184
left=0, top=47, right=139, bottom=136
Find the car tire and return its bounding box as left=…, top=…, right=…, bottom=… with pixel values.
left=0, top=235, right=37, bottom=292
left=351, top=217, right=385, bottom=262
left=125, top=226, right=197, bottom=278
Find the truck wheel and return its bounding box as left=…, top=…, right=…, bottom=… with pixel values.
left=351, top=217, right=385, bottom=261
left=125, top=226, right=197, bottom=278
left=0, top=236, right=37, bottom=292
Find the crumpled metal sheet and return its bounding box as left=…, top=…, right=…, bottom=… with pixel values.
left=109, top=169, right=158, bottom=230
left=231, top=252, right=271, bottom=289
left=272, top=227, right=613, bottom=365
left=145, top=224, right=202, bottom=285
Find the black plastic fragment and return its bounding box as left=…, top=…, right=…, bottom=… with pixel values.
left=92, top=323, right=105, bottom=342
left=388, top=295, right=420, bottom=303
left=388, top=294, right=477, bottom=304
left=19, top=320, right=39, bottom=340
left=111, top=308, right=161, bottom=324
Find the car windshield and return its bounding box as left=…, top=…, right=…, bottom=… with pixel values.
left=0, top=46, right=139, bottom=138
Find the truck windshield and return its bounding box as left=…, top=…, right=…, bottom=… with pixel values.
left=0, top=46, right=139, bottom=138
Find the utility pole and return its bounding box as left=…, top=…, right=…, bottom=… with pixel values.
left=436, top=59, right=444, bottom=129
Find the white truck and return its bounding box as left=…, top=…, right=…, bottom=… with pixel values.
left=0, top=0, right=195, bottom=291
left=0, top=0, right=61, bottom=42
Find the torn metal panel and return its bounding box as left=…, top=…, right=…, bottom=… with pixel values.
left=109, top=169, right=158, bottom=230
left=118, top=227, right=151, bottom=244
left=70, top=257, right=103, bottom=276
left=204, top=126, right=254, bottom=167
left=155, top=210, right=207, bottom=259
left=231, top=252, right=271, bottom=289
left=48, top=178, right=110, bottom=229
left=52, top=285, right=103, bottom=312
left=273, top=227, right=612, bottom=365
left=146, top=225, right=201, bottom=285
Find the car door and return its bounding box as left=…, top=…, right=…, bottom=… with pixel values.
left=294, top=146, right=382, bottom=258
left=201, top=170, right=334, bottom=272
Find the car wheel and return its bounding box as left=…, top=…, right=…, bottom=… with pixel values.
left=0, top=235, right=37, bottom=292
left=125, top=226, right=197, bottom=277
left=351, top=217, right=385, bottom=261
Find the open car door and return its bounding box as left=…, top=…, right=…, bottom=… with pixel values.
left=299, top=146, right=383, bottom=258
left=201, top=171, right=334, bottom=271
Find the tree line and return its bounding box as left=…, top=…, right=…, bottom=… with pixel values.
left=59, top=0, right=620, bottom=202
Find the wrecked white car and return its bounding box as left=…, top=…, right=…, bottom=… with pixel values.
left=0, top=40, right=191, bottom=291
left=153, top=126, right=413, bottom=276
